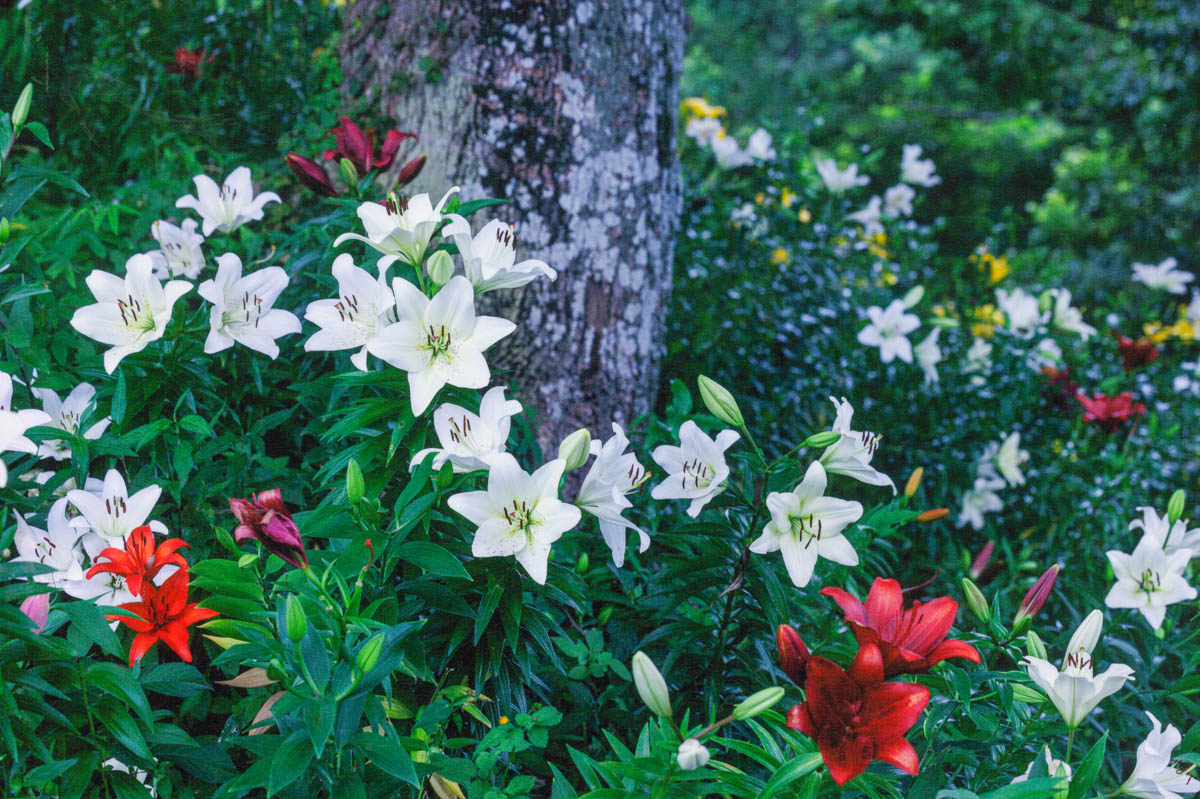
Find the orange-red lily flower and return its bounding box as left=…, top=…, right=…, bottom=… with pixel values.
left=166, top=48, right=214, bottom=77
left=1076, top=391, right=1146, bottom=433
left=106, top=569, right=218, bottom=667
left=86, top=525, right=190, bottom=597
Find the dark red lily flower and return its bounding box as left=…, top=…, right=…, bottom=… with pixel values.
left=1114, top=334, right=1159, bottom=371
left=322, top=116, right=417, bottom=177
left=1041, top=367, right=1080, bottom=411
left=821, top=578, right=980, bottom=678
left=166, top=48, right=214, bottom=77
left=1076, top=391, right=1146, bottom=433
left=285, top=153, right=339, bottom=198
left=229, top=489, right=307, bottom=569
left=776, top=624, right=810, bottom=686
left=85, top=525, right=190, bottom=598
left=106, top=569, right=218, bottom=668
left=786, top=644, right=930, bottom=785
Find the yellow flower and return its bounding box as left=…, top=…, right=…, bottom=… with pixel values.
left=754, top=192, right=767, bottom=206
left=797, top=206, right=813, bottom=224
left=871, top=232, right=888, bottom=245
left=681, top=97, right=726, bottom=118
left=974, top=251, right=1010, bottom=284
left=867, top=243, right=889, bottom=260
left=970, top=304, right=1003, bottom=339
left=770, top=247, right=789, bottom=265
left=881, top=270, right=898, bottom=286
left=781, top=187, right=798, bottom=208
left=1146, top=318, right=1196, bottom=343
left=498, top=715, right=510, bottom=725
left=1144, top=321, right=1169, bottom=343
left=932, top=304, right=947, bottom=317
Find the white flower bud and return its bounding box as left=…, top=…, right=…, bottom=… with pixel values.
left=557, top=428, right=592, bottom=472
left=676, top=738, right=710, bottom=771
left=426, top=249, right=455, bottom=286
left=631, top=651, right=672, bottom=718
left=902, top=284, right=925, bottom=308
left=1063, top=610, right=1103, bottom=664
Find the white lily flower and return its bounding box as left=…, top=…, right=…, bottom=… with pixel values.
left=963, top=337, right=993, bottom=385
left=175, top=166, right=280, bottom=236
left=900, top=144, right=941, bottom=187
left=650, top=420, right=739, bottom=518
left=915, top=328, right=942, bottom=384
left=882, top=183, right=915, bottom=217
left=1047, top=288, right=1096, bottom=341
left=846, top=196, right=884, bottom=236
left=1011, top=747, right=1072, bottom=786
left=958, top=476, right=1004, bottom=530
left=69, top=254, right=193, bottom=374
left=676, top=739, right=711, bottom=771
left=447, top=454, right=580, bottom=584
left=442, top=215, right=557, bottom=293
left=997, top=288, right=1047, bottom=339
left=712, top=134, right=753, bottom=169
left=1130, top=506, right=1200, bottom=559
left=333, top=187, right=459, bottom=269
left=1132, top=258, right=1194, bottom=295
left=1120, top=713, right=1200, bottom=799
left=685, top=117, right=722, bottom=147
left=818, top=397, right=895, bottom=492
left=11, top=499, right=86, bottom=587
left=101, top=759, right=156, bottom=797
left=1027, top=338, right=1063, bottom=372
left=856, top=299, right=920, bottom=364
left=576, top=423, right=651, bottom=567
left=814, top=158, right=869, bottom=192
left=410, top=386, right=522, bottom=473
left=147, top=219, right=205, bottom=280
left=749, top=461, right=863, bottom=587
left=1023, top=612, right=1133, bottom=728
left=994, top=432, right=1030, bottom=487
left=0, top=372, right=51, bottom=487
left=66, top=468, right=166, bottom=546
left=1187, top=293, right=1200, bottom=327
left=32, top=382, right=111, bottom=461
left=198, top=253, right=301, bottom=359
left=744, top=128, right=776, bottom=161
left=367, top=276, right=516, bottom=416
left=1105, top=537, right=1196, bottom=630
left=303, top=253, right=396, bottom=371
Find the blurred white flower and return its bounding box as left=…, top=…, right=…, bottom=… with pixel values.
left=0, top=373, right=52, bottom=488
left=442, top=216, right=556, bottom=293
left=1027, top=338, right=1063, bottom=372
left=1010, top=747, right=1071, bottom=786
left=147, top=219, right=205, bottom=280
left=712, top=134, right=753, bottom=169
left=1047, top=288, right=1097, bottom=341
left=33, top=382, right=111, bottom=461
left=409, top=386, right=522, bottom=473
left=575, top=423, right=651, bottom=567
left=175, top=166, right=280, bottom=236
left=815, top=158, right=869, bottom=192
left=334, top=187, right=459, bottom=269
left=964, top=337, right=993, bottom=385
left=818, top=397, right=895, bottom=491
left=995, top=432, right=1030, bottom=487
left=882, top=184, right=915, bottom=217
left=650, top=420, right=739, bottom=518
left=1130, top=506, right=1200, bottom=559
left=1132, top=257, right=1194, bottom=295
left=958, top=476, right=1004, bottom=530
left=1120, top=712, right=1200, bottom=799
left=1186, top=293, right=1200, bottom=326
left=198, top=254, right=300, bottom=359
left=997, top=288, right=1047, bottom=339
left=685, top=117, right=722, bottom=147
left=303, top=253, right=396, bottom=371
left=915, top=328, right=942, bottom=384
left=744, top=128, right=776, bottom=161
left=1105, top=536, right=1196, bottom=630
left=856, top=299, right=920, bottom=364
left=846, top=196, right=884, bottom=236
left=900, top=144, right=941, bottom=187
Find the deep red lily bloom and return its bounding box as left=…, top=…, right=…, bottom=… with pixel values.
left=166, top=48, right=214, bottom=77
left=1114, top=334, right=1159, bottom=371
left=285, top=153, right=339, bottom=198
left=85, top=525, right=190, bottom=598
left=1076, top=391, right=1146, bottom=433
left=776, top=624, right=810, bottom=686
left=106, top=569, right=218, bottom=667
left=786, top=644, right=930, bottom=785
left=322, top=116, right=417, bottom=177
left=230, top=489, right=307, bottom=568
left=821, top=578, right=980, bottom=677
left=1040, top=367, right=1080, bottom=411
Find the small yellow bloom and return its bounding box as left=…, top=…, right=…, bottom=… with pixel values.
left=932, top=304, right=947, bottom=317
left=881, top=270, right=898, bottom=286
left=781, top=187, right=798, bottom=208
left=797, top=206, right=813, bottom=224
left=754, top=192, right=767, bottom=206
left=872, top=232, right=887, bottom=245
left=969, top=303, right=1003, bottom=339
left=770, top=247, right=789, bottom=265
left=498, top=715, right=509, bottom=725
left=680, top=97, right=726, bottom=118
left=867, top=243, right=890, bottom=260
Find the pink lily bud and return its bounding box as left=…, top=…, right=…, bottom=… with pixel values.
left=396, top=154, right=427, bottom=187
left=285, top=153, right=339, bottom=198
left=20, top=593, right=49, bottom=634
left=776, top=624, right=810, bottom=686
left=1013, top=564, right=1059, bottom=631
left=969, top=541, right=995, bottom=580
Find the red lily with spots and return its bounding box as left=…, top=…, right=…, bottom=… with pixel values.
left=85, top=525, right=190, bottom=597
left=821, top=577, right=980, bottom=678
left=106, top=568, right=218, bottom=667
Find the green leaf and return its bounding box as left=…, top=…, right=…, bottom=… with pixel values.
left=139, top=663, right=210, bottom=697
left=22, top=121, right=53, bottom=149
left=268, top=730, right=313, bottom=796
left=1067, top=733, right=1107, bottom=799
left=94, top=701, right=153, bottom=761
left=979, top=778, right=1068, bottom=799
left=474, top=582, right=504, bottom=645
left=25, top=758, right=77, bottom=785
left=86, top=662, right=153, bottom=724
left=61, top=601, right=123, bottom=658
left=395, top=541, right=470, bottom=580
left=111, top=370, right=127, bottom=427
left=354, top=731, right=418, bottom=786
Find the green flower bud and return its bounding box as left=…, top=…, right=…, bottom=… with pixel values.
left=1025, top=630, right=1047, bottom=661
left=338, top=157, right=359, bottom=188
left=426, top=249, right=455, bottom=286
left=1011, top=683, right=1046, bottom=704
left=1167, top=489, right=1186, bottom=525
left=557, top=428, right=592, bottom=471
left=575, top=552, right=589, bottom=575
left=284, top=594, right=307, bottom=644
left=0, top=218, right=9, bottom=245
left=697, top=375, right=745, bottom=428
left=11, top=83, right=32, bottom=129
left=1037, top=289, right=1054, bottom=313
left=631, top=651, right=672, bottom=718
left=802, top=430, right=840, bottom=449
left=732, top=686, right=785, bottom=721
left=345, top=458, right=365, bottom=504
left=961, top=577, right=990, bottom=624
left=356, top=633, right=385, bottom=674
left=598, top=605, right=614, bottom=624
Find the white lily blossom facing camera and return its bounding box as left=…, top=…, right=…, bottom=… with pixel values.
left=958, top=476, right=1005, bottom=531
left=1105, top=536, right=1196, bottom=630
left=303, top=253, right=396, bottom=371
left=575, top=423, right=651, bottom=567
left=69, top=254, right=193, bottom=374
left=447, top=454, right=580, bottom=584
left=198, top=254, right=301, bottom=359
left=1120, top=712, right=1200, bottom=799
left=1023, top=611, right=1134, bottom=728
left=1132, top=257, right=1194, bottom=295
left=712, top=134, right=753, bottom=169
left=994, top=432, right=1030, bottom=487
left=744, top=128, right=776, bottom=161
left=650, top=420, right=740, bottom=518
left=409, top=386, right=522, bottom=473
left=147, top=219, right=205, bottom=280
left=818, top=397, right=895, bottom=492
left=33, top=382, right=111, bottom=461
left=66, top=468, right=167, bottom=546
left=749, top=461, right=863, bottom=588
left=815, top=158, right=870, bottom=192
left=882, top=184, right=915, bottom=217
left=175, top=166, right=280, bottom=236
left=442, top=215, right=556, bottom=293
left=847, top=196, right=884, bottom=236
left=12, top=500, right=85, bottom=588
left=900, top=144, right=941, bottom=187
left=857, top=299, right=920, bottom=364
left=685, top=116, right=722, bottom=147
left=915, top=328, right=943, bottom=384
left=334, top=187, right=459, bottom=269
left=997, top=288, right=1047, bottom=339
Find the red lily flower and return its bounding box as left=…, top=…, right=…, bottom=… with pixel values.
left=85, top=525, right=190, bottom=597
left=786, top=644, right=930, bottom=785
left=1040, top=367, right=1080, bottom=412
left=106, top=569, right=218, bottom=668
left=285, top=153, right=339, bottom=198
left=229, top=489, right=307, bottom=568
left=821, top=578, right=980, bottom=677
left=1114, top=334, right=1159, bottom=371
left=776, top=624, right=810, bottom=686
left=166, top=48, right=214, bottom=77
left=1076, top=391, right=1146, bottom=433
left=322, top=116, right=417, bottom=177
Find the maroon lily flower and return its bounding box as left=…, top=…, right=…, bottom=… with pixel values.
left=1114, top=334, right=1159, bottom=371
left=322, top=116, right=417, bottom=177
left=166, top=48, right=214, bottom=77
left=776, top=624, right=810, bottom=686
left=821, top=577, right=980, bottom=678
left=86, top=525, right=190, bottom=598
left=1076, top=391, right=1146, bottom=433
left=786, top=644, right=930, bottom=785
left=285, top=153, right=339, bottom=198
left=1041, top=367, right=1080, bottom=412
left=229, top=489, right=307, bottom=569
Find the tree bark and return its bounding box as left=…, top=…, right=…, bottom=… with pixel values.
left=339, top=0, right=685, bottom=455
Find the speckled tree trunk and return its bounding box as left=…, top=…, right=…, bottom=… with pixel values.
left=339, top=0, right=686, bottom=455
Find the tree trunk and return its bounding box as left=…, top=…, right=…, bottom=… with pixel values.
left=339, top=0, right=685, bottom=455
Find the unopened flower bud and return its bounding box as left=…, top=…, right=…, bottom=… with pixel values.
left=697, top=375, right=745, bottom=428
left=802, top=431, right=840, bottom=449
left=1013, top=564, right=1059, bottom=632
left=598, top=605, right=613, bottom=625
left=1063, top=609, right=1103, bottom=662
left=1167, top=489, right=1186, bottom=525
left=284, top=594, right=307, bottom=643
left=902, top=285, right=925, bottom=308
left=575, top=552, right=589, bottom=575
left=426, top=249, right=455, bottom=286
left=356, top=633, right=385, bottom=674
left=0, top=217, right=8, bottom=245
left=676, top=738, right=710, bottom=771
left=916, top=508, right=949, bottom=522
left=969, top=541, right=994, bottom=580
left=338, top=157, right=359, bottom=188
left=732, top=686, right=785, bottom=721
left=775, top=624, right=810, bottom=686
left=904, top=467, right=923, bottom=498
left=12, top=83, right=32, bottom=128
left=631, top=651, right=672, bottom=718
left=557, top=428, right=592, bottom=472
left=396, top=154, right=426, bottom=187
left=1026, top=630, right=1047, bottom=661
left=1037, top=289, right=1054, bottom=314
left=345, top=458, right=365, bottom=504
left=961, top=578, right=989, bottom=624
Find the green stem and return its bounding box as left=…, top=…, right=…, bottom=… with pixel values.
left=1065, top=726, right=1076, bottom=765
